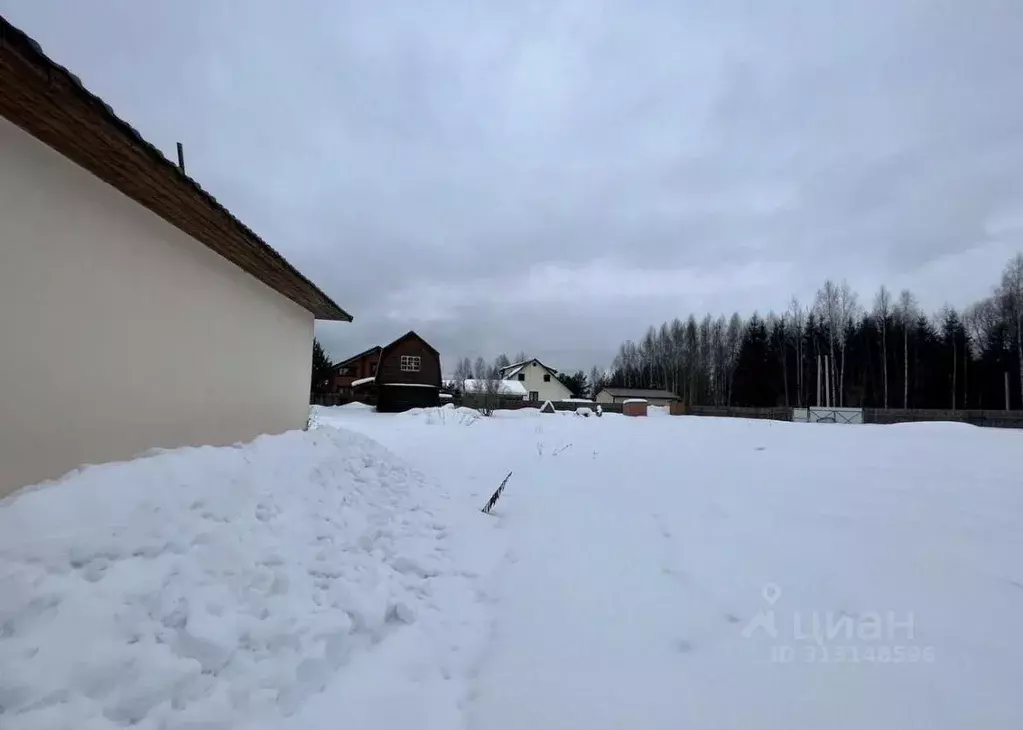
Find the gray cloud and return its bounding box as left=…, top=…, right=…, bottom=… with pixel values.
left=5, top=0, right=1023, bottom=372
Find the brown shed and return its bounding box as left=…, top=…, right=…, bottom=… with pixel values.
left=373, top=331, right=442, bottom=412
left=622, top=398, right=649, bottom=417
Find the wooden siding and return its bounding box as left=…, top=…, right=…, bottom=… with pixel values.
left=376, top=333, right=442, bottom=388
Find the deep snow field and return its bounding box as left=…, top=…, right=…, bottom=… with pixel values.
left=2, top=403, right=1022, bottom=729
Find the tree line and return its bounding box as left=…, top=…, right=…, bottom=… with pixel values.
left=606, top=253, right=1023, bottom=410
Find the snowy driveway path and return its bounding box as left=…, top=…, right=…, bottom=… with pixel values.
left=321, top=407, right=1023, bottom=730
left=463, top=456, right=712, bottom=729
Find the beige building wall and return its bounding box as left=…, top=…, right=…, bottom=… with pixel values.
left=0, top=117, right=315, bottom=497
left=513, top=361, right=573, bottom=402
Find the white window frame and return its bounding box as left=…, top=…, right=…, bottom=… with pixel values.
left=400, top=355, right=422, bottom=372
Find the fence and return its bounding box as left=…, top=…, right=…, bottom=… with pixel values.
left=684, top=405, right=792, bottom=421
left=310, top=392, right=624, bottom=413
left=310, top=393, right=1023, bottom=428
left=456, top=395, right=624, bottom=413
left=311, top=392, right=357, bottom=407
left=861, top=408, right=1023, bottom=429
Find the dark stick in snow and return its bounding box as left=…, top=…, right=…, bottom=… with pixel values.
left=481, top=471, right=513, bottom=514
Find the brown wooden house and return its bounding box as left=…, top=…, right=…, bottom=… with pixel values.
left=333, top=331, right=442, bottom=412
left=330, top=345, right=381, bottom=395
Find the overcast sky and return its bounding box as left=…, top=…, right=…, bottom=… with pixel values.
left=5, top=0, right=1023, bottom=373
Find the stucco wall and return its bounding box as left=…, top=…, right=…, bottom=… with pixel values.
left=515, top=362, right=573, bottom=402
left=0, top=117, right=315, bottom=497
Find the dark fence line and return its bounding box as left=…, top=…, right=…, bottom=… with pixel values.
left=310, top=392, right=624, bottom=413
left=683, top=405, right=792, bottom=421
left=861, top=408, right=1023, bottom=428
left=458, top=396, right=624, bottom=413
left=310, top=392, right=1023, bottom=428
left=311, top=393, right=356, bottom=406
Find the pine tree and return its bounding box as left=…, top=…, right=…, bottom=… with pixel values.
left=310, top=339, right=335, bottom=395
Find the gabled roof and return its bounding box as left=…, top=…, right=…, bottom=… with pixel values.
left=337, top=331, right=438, bottom=374
left=499, top=358, right=561, bottom=379
left=380, top=330, right=440, bottom=358
left=0, top=15, right=351, bottom=321
left=335, top=345, right=382, bottom=370
left=378, top=331, right=441, bottom=387
left=598, top=387, right=680, bottom=400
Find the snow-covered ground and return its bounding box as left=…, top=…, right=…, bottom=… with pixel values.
left=0, top=423, right=504, bottom=730
left=3, top=403, right=1022, bottom=729
left=319, top=404, right=1023, bottom=729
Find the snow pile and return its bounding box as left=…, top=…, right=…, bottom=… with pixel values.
left=457, top=379, right=527, bottom=397
left=401, top=405, right=482, bottom=427
left=0, top=428, right=499, bottom=730
left=337, top=401, right=373, bottom=410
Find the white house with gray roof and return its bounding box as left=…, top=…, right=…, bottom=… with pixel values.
left=499, top=358, right=573, bottom=402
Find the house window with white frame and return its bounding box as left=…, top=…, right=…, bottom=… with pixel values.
left=400, top=355, right=421, bottom=372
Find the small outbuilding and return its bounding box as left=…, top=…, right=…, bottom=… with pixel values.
left=622, top=398, right=649, bottom=417
left=595, top=387, right=680, bottom=407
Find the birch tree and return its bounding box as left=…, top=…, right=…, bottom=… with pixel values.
left=769, top=312, right=790, bottom=407
left=836, top=280, right=859, bottom=406
left=669, top=318, right=685, bottom=396
left=815, top=280, right=841, bottom=407
left=999, top=253, right=1023, bottom=408
left=873, top=285, right=893, bottom=408
left=473, top=356, right=488, bottom=381
left=786, top=298, right=805, bottom=406
left=725, top=313, right=744, bottom=405
left=897, top=289, right=917, bottom=408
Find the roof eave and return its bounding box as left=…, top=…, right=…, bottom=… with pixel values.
left=0, top=15, right=351, bottom=324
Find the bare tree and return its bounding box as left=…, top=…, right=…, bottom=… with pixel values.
left=897, top=289, right=917, bottom=408
left=815, top=280, right=841, bottom=407
left=710, top=316, right=727, bottom=405
left=684, top=316, right=699, bottom=404
left=453, top=356, right=474, bottom=394
left=668, top=318, right=685, bottom=396
left=473, top=356, right=488, bottom=380
left=698, top=315, right=713, bottom=404
left=787, top=298, right=806, bottom=406
left=724, top=313, right=744, bottom=405
left=938, top=305, right=959, bottom=410
left=768, top=312, right=790, bottom=407
left=656, top=322, right=672, bottom=391
left=999, top=253, right=1023, bottom=408
left=836, top=280, right=859, bottom=406
left=873, top=285, right=893, bottom=408
left=964, top=297, right=999, bottom=357
left=478, top=361, right=506, bottom=416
